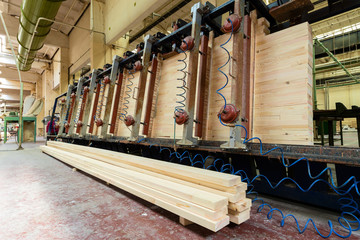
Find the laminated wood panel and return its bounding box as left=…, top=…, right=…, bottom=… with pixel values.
left=253, top=22, right=313, bottom=145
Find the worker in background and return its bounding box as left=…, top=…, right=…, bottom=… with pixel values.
left=46, top=119, right=59, bottom=135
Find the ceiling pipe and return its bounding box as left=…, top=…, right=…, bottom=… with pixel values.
left=17, top=0, right=65, bottom=71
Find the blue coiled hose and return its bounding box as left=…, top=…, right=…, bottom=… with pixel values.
left=134, top=18, right=360, bottom=238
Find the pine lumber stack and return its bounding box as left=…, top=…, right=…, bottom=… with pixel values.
left=41, top=141, right=251, bottom=232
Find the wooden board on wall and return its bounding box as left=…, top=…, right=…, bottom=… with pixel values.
left=151, top=54, right=188, bottom=139
left=253, top=22, right=313, bottom=145
left=116, top=71, right=140, bottom=137
left=206, top=33, right=234, bottom=141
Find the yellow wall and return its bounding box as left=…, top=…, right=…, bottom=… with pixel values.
left=316, top=85, right=360, bottom=110
left=69, top=7, right=90, bottom=75
left=316, top=84, right=360, bottom=127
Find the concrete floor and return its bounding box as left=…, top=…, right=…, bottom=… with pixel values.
left=0, top=141, right=359, bottom=240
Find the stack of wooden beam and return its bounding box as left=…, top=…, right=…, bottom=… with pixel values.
left=41, top=141, right=251, bottom=232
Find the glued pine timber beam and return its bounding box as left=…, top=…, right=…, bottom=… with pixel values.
left=40, top=146, right=230, bottom=232
left=41, top=146, right=228, bottom=210
left=47, top=141, right=246, bottom=203
left=47, top=141, right=241, bottom=188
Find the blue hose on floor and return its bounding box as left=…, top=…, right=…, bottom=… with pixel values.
left=134, top=18, right=360, bottom=238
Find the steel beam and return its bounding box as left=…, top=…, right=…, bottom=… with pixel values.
left=177, top=2, right=204, bottom=146
left=80, top=70, right=98, bottom=137
left=99, top=55, right=122, bottom=139
left=58, top=85, right=74, bottom=137
left=129, top=35, right=155, bottom=141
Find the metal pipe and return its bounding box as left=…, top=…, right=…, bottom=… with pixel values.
left=17, top=0, right=65, bottom=71
left=313, top=40, right=318, bottom=109
left=314, top=38, right=359, bottom=83
left=19, top=13, right=105, bottom=71
left=57, top=0, right=76, bottom=32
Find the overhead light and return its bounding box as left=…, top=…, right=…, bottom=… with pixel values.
left=0, top=71, right=2, bottom=74
left=0, top=89, right=2, bottom=92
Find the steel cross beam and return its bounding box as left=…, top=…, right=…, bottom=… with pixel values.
left=129, top=35, right=155, bottom=141
left=58, top=84, right=75, bottom=137
left=67, top=77, right=85, bottom=136
left=79, top=70, right=98, bottom=137
left=99, top=55, right=122, bottom=139
left=177, top=2, right=204, bottom=146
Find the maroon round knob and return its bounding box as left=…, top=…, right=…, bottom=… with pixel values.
left=60, top=98, right=66, bottom=103
left=70, top=93, right=76, bottom=99
left=174, top=110, right=189, bottom=125
left=221, top=14, right=242, bottom=33
left=180, top=36, right=195, bottom=51
left=124, top=115, right=135, bottom=126
left=133, top=61, right=143, bottom=71
left=217, top=104, right=239, bottom=124
left=95, top=118, right=103, bottom=127
left=83, top=86, right=90, bottom=93
left=64, top=122, right=70, bottom=129
left=76, top=121, right=83, bottom=128
left=103, top=76, right=111, bottom=84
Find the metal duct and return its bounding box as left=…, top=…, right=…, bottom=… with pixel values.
left=17, top=0, right=64, bottom=71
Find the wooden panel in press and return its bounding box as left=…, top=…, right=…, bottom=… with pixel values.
left=150, top=53, right=186, bottom=139
left=47, top=141, right=241, bottom=187
left=42, top=145, right=228, bottom=211
left=40, top=146, right=230, bottom=232
left=253, top=22, right=313, bottom=145
left=205, top=33, right=233, bottom=141
left=116, top=70, right=140, bottom=138
left=46, top=141, right=246, bottom=203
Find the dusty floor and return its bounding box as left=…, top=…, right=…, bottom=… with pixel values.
left=0, top=141, right=359, bottom=240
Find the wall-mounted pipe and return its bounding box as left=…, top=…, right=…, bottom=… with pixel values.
left=17, top=0, right=64, bottom=71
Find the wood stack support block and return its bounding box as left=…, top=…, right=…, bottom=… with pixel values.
left=41, top=141, right=251, bottom=232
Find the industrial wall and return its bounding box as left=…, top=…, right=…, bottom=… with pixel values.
left=69, top=7, right=90, bottom=75
left=316, top=84, right=360, bottom=127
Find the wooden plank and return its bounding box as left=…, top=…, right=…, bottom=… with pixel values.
left=48, top=141, right=241, bottom=188
left=47, top=141, right=246, bottom=203
left=179, top=217, right=194, bottom=226
left=41, top=146, right=230, bottom=232
left=228, top=208, right=250, bottom=224
left=253, top=22, right=313, bottom=145
left=228, top=198, right=252, bottom=212
left=43, top=145, right=228, bottom=210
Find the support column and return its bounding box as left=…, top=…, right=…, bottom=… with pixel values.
left=90, top=0, right=106, bottom=69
